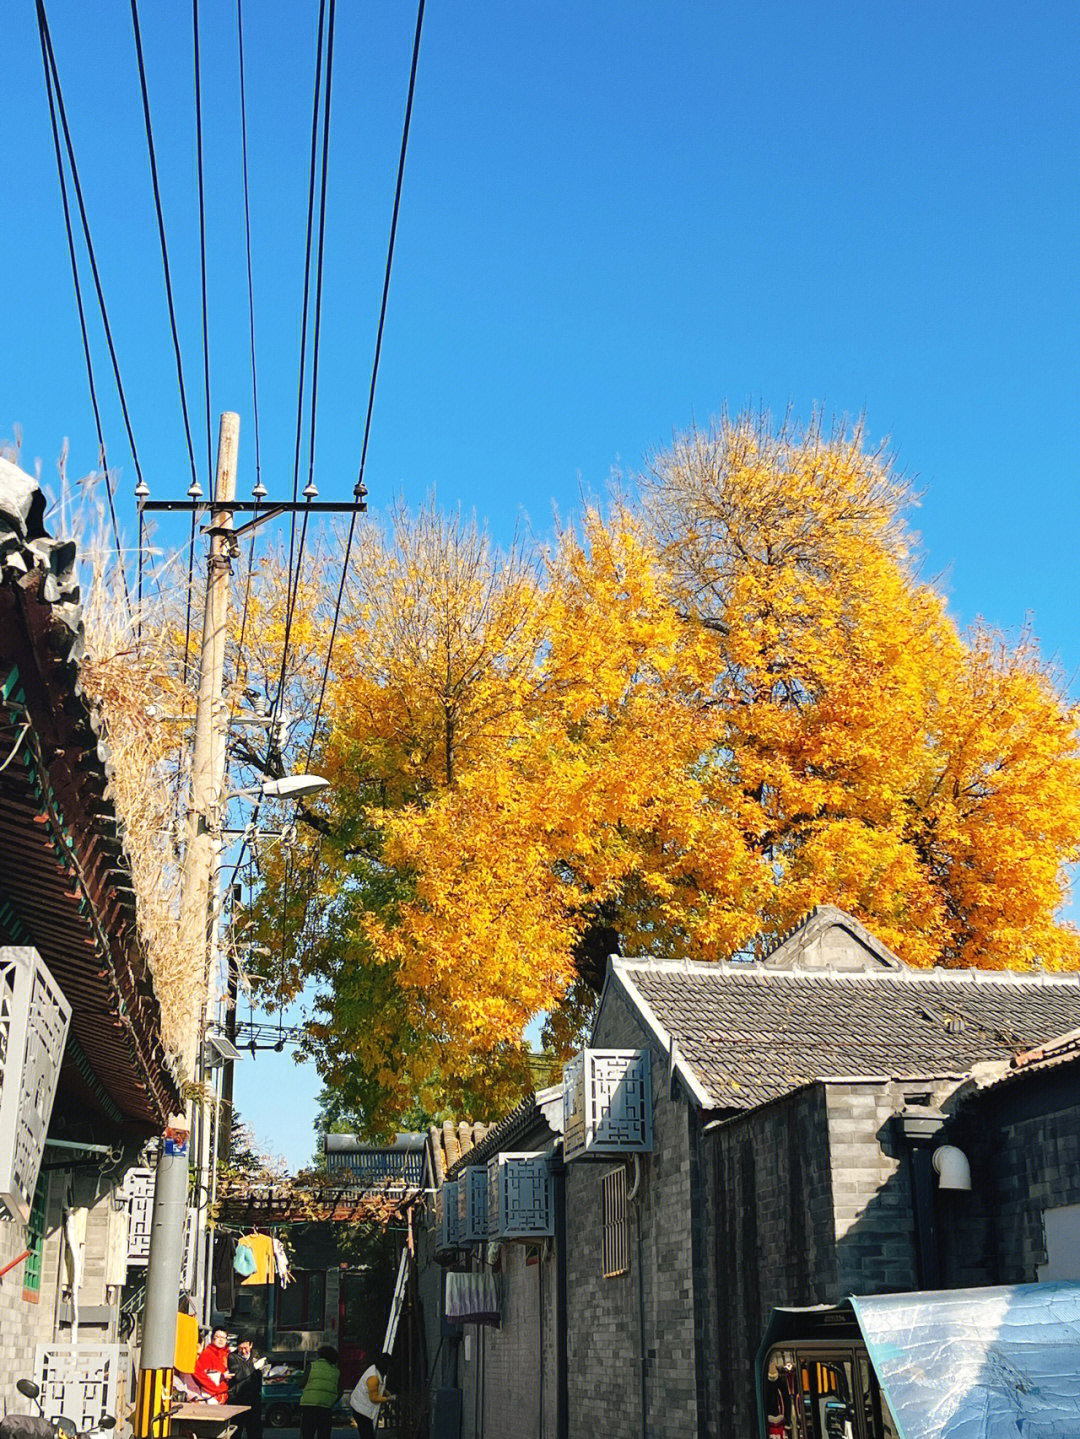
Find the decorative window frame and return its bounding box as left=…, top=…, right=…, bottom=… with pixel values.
left=600, top=1166, right=629, bottom=1278
left=22, top=1170, right=49, bottom=1301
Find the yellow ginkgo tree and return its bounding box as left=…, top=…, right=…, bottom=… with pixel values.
left=249, top=415, right=1080, bottom=1131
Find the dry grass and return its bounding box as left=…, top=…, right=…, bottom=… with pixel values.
left=52, top=470, right=198, bottom=1062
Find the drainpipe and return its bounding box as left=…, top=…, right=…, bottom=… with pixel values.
left=552, top=1156, right=569, bottom=1439
left=634, top=1203, right=648, bottom=1439
left=894, top=1109, right=945, bottom=1289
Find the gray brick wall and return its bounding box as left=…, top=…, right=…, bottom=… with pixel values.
left=825, top=1083, right=918, bottom=1297
left=564, top=982, right=698, bottom=1439
left=0, top=1206, right=51, bottom=1405
left=704, top=1084, right=837, bottom=1439
left=0, top=1167, right=128, bottom=1417
left=456, top=1241, right=557, bottom=1439
left=944, top=1067, right=1080, bottom=1287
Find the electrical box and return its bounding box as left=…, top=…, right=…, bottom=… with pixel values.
left=457, top=1165, right=488, bottom=1245
left=0, top=947, right=71, bottom=1221
left=486, top=1152, right=553, bottom=1240
left=562, top=1048, right=653, bottom=1162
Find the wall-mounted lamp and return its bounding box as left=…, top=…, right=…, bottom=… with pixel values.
left=932, top=1144, right=972, bottom=1191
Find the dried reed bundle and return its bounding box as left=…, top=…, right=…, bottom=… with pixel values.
left=55, top=470, right=197, bottom=1060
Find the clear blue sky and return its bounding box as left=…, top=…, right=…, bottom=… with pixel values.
left=4, top=2, right=1079, bottom=1168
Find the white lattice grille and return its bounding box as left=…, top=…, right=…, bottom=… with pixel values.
left=460, top=1165, right=488, bottom=1243
left=563, top=1049, right=652, bottom=1162
left=122, top=1166, right=155, bottom=1265
left=37, top=1344, right=127, bottom=1432
left=0, top=948, right=71, bottom=1221
left=487, top=1153, right=553, bottom=1239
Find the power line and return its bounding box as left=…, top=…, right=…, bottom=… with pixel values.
left=303, top=0, right=426, bottom=773
left=36, top=0, right=134, bottom=614
left=129, top=0, right=203, bottom=685
left=274, top=0, right=335, bottom=717
left=192, top=0, right=214, bottom=489
left=218, top=0, right=336, bottom=912
left=275, top=0, right=427, bottom=986
left=230, top=0, right=262, bottom=697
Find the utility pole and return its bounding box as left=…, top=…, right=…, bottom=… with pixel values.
left=135, top=413, right=239, bottom=1439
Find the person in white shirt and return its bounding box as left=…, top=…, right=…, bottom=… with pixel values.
left=349, top=1353, right=393, bottom=1437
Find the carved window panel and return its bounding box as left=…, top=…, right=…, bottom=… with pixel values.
left=457, top=1165, right=488, bottom=1244
left=0, top=947, right=72, bottom=1221
left=436, top=1179, right=459, bottom=1252
left=37, top=1344, right=128, bottom=1433
left=563, top=1049, right=652, bottom=1163
left=487, top=1153, right=553, bottom=1240
left=122, top=1166, right=155, bottom=1266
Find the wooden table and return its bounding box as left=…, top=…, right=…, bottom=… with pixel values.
left=170, top=1403, right=249, bottom=1439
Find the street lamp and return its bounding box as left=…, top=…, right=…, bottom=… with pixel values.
left=230, top=774, right=330, bottom=801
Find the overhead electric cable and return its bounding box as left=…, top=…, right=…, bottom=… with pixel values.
left=303, top=0, right=426, bottom=774
left=230, top=0, right=262, bottom=692
left=273, top=0, right=334, bottom=717
left=275, top=0, right=427, bottom=981
left=36, top=0, right=133, bottom=614
left=222, top=0, right=336, bottom=909
left=129, top=0, right=202, bottom=682
left=192, top=0, right=214, bottom=486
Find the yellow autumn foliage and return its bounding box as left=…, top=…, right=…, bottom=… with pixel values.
left=253, top=415, right=1080, bottom=1127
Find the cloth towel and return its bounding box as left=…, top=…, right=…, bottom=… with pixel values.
left=444, top=1270, right=500, bottom=1326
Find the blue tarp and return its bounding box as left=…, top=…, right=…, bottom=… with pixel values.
left=851, top=1283, right=1080, bottom=1439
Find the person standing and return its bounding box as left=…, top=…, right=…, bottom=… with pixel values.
left=298, top=1345, right=341, bottom=1439
left=349, top=1354, right=394, bottom=1438
left=227, top=1337, right=264, bottom=1439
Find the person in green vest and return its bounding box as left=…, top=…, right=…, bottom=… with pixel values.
left=299, top=1345, right=342, bottom=1439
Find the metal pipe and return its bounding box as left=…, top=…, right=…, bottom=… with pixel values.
left=44, top=1138, right=115, bottom=1155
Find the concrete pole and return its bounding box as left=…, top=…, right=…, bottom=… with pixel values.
left=135, top=414, right=239, bottom=1439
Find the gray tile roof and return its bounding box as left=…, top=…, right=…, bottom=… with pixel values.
left=614, top=958, right=1080, bottom=1111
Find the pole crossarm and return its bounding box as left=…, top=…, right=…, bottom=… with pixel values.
left=234, top=1020, right=307, bottom=1046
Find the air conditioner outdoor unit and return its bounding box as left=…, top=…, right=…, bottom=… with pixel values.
left=457, top=1165, right=488, bottom=1245
left=436, top=1180, right=460, bottom=1252
left=486, top=1152, right=553, bottom=1240
left=562, top=1048, right=653, bottom=1163
left=0, top=947, right=72, bottom=1221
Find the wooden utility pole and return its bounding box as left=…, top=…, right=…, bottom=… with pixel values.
left=135, top=413, right=239, bottom=1439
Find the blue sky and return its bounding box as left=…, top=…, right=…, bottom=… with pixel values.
left=4, top=2, right=1079, bottom=1168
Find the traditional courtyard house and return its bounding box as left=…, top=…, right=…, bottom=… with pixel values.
left=0, top=457, right=181, bottom=1422
left=420, top=1097, right=563, bottom=1439
left=573, top=906, right=1080, bottom=1439
left=424, top=905, right=1080, bottom=1439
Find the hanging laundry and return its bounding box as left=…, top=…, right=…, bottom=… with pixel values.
left=444, top=1270, right=500, bottom=1326
left=214, top=1233, right=237, bottom=1312
left=234, top=1239, right=257, bottom=1278
left=175, top=1310, right=199, bottom=1374
left=239, top=1232, right=276, bottom=1285
left=272, top=1237, right=291, bottom=1288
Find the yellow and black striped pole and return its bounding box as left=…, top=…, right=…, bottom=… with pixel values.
left=134, top=1123, right=189, bottom=1439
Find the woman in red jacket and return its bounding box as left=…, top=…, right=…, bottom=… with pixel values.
left=194, top=1329, right=232, bottom=1402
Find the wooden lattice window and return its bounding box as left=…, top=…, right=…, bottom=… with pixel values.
left=22, top=1170, right=48, bottom=1301
left=600, top=1166, right=628, bottom=1278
